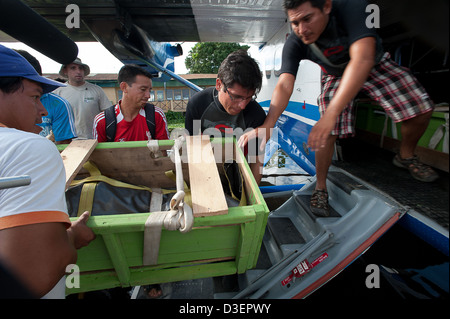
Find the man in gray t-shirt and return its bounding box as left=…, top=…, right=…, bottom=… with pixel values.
left=54, top=58, right=111, bottom=139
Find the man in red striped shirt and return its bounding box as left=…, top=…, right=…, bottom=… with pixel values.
left=93, top=64, right=169, bottom=142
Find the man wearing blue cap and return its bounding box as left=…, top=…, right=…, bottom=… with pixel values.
left=0, top=44, right=95, bottom=298
left=14, top=49, right=78, bottom=144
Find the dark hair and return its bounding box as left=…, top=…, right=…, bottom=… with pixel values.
left=283, top=0, right=326, bottom=11
left=217, top=50, right=262, bottom=94
left=14, top=49, right=42, bottom=75
left=118, top=64, right=153, bottom=86
left=0, top=77, right=24, bottom=94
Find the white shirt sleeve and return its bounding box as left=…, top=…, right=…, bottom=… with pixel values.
left=0, top=129, right=70, bottom=230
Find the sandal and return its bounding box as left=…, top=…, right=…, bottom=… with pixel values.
left=393, top=154, right=439, bottom=182
left=310, top=189, right=330, bottom=217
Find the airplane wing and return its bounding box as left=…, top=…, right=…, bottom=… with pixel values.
left=0, top=0, right=286, bottom=44
left=0, top=0, right=286, bottom=83
left=2, top=0, right=447, bottom=47
left=1, top=0, right=447, bottom=81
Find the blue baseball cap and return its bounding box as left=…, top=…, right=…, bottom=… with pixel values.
left=0, top=44, right=65, bottom=94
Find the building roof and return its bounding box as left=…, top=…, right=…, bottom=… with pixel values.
left=43, top=73, right=217, bottom=82
left=179, top=74, right=216, bottom=80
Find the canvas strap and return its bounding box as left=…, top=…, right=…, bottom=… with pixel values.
left=143, top=136, right=194, bottom=266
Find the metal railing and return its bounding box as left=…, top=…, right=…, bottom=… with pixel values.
left=152, top=99, right=188, bottom=112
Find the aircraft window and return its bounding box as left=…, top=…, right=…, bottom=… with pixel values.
left=264, top=47, right=274, bottom=79
left=264, top=49, right=274, bottom=71
left=274, top=46, right=283, bottom=77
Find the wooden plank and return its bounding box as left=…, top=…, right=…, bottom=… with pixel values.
left=234, top=142, right=264, bottom=205
left=186, top=136, right=228, bottom=217
left=60, top=139, right=98, bottom=190
left=102, top=233, right=131, bottom=286
left=68, top=261, right=238, bottom=294
left=87, top=146, right=181, bottom=188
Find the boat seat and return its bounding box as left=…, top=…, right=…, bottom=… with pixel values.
left=267, top=217, right=306, bottom=245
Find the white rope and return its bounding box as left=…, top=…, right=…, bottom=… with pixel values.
left=147, top=139, right=163, bottom=158
left=166, top=135, right=193, bottom=232
left=143, top=136, right=193, bottom=265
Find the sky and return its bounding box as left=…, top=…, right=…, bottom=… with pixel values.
left=0, top=41, right=197, bottom=74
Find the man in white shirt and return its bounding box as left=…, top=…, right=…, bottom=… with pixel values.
left=54, top=58, right=111, bottom=139
left=0, top=45, right=95, bottom=298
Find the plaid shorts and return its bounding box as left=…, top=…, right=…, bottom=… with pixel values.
left=318, top=53, right=434, bottom=138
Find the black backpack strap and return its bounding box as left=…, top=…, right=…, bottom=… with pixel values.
left=104, top=105, right=117, bottom=142
left=144, top=103, right=156, bottom=139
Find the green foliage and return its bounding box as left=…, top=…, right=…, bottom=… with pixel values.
left=165, top=110, right=185, bottom=132
left=185, top=42, right=250, bottom=74
left=165, top=110, right=185, bottom=122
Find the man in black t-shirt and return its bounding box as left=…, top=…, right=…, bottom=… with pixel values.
left=238, top=0, right=437, bottom=216
left=185, top=50, right=266, bottom=184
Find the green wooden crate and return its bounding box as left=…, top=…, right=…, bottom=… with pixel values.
left=355, top=102, right=448, bottom=152
left=64, top=138, right=269, bottom=294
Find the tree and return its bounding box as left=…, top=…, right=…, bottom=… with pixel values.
left=185, top=42, right=250, bottom=74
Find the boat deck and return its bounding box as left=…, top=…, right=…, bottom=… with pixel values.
left=334, top=137, right=449, bottom=230
left=69, top=137, right=449, bottom=300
